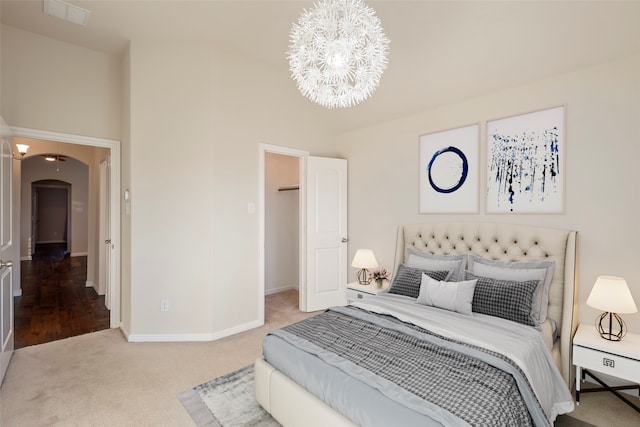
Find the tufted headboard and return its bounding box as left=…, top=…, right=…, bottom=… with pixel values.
left=393, top=222, right=578, bottom=386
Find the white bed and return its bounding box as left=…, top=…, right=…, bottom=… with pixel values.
left=255, top=222, right=578, bottom=426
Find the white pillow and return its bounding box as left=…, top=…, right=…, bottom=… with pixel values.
left=417, top=274, right=477, bottom=315
left=468, top=254, right=555, bottom=323
left=406, top=248, right=466, bottom=281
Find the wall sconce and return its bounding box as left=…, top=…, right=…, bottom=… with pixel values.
left=14, top=144, right=29, bottom=160
left=586, top=275, right=638, bottom=341
left=351, top=249, right=378, bottom=285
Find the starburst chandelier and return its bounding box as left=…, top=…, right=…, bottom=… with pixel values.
left=287, top=0, right=390, bottom=109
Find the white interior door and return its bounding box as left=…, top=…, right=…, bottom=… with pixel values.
left=0, top=119, right=14, bottom=384
left=99, top=158, right=111, bottom=307
left=303, top=156, right=347, bottom=312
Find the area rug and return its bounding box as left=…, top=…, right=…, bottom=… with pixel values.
left=178, top=365, right=280, bottom=427
left=178, top=364, right=594, bottom=427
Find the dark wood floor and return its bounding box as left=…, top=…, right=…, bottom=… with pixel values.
left=13, top=243, right=110, bottom=349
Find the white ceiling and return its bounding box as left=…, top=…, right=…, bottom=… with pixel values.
left=3, top=0, right=640, bottom=132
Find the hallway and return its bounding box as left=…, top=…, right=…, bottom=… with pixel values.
left=13, top=243, right=110, bottom=348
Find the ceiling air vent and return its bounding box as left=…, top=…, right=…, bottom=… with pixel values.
left=43, top=0, right=90, bottom=27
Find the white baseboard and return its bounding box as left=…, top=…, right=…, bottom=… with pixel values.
left=125, top=318, right=264, bottom=343
left=13, top=288, right=22, bottom=297
left=20, top=255, right=32, bottom=261
left=265, top=284, right=298, bottom=295
left=71, top=252, right=88, bottom=257
left=86, top=280, right=96, bottom=289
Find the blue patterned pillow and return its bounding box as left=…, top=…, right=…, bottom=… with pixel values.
left=465, top=271, right=541, bottom=327
left=388, top=264, right=451, bottom=298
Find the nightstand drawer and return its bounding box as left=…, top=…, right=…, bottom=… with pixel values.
left=346, top=288, right=373, bottom=302
left=574, top=345, right=640, bottom=383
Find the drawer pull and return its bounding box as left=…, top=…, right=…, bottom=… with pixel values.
left=603, top=358, right=615, bottom=368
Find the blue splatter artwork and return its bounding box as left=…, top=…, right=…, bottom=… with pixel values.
left=488, top=126, right=560, bottom=211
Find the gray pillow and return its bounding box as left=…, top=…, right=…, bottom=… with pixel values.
left=465, top=271, right=541, bottom=327
left=406, top=248, right=467, bottom=281
left=468, top=254, right=555, bottom=323
left=388, top=263, right=451, bottom=299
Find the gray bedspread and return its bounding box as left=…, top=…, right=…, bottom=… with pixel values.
left=265, top=305, right=552, bottom=427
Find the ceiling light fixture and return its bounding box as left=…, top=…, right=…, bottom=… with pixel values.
left=44, top=0, right=90, bottom=27
left=42, top=154, right=67, bottom=162
left=287, top=0, right=390, bottom=109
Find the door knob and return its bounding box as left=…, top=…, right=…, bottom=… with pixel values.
left=341, top=238, right=348, bottom=243
left=0, top=260, right=12, bottom=268
left=105, top=239, right=112, bottom=244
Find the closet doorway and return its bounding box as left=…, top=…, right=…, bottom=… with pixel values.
left=260, top=144, right=309, bottom=322
left=264, top=152, right=301, bottom=306
left=259, top=144, right=348, bottom=322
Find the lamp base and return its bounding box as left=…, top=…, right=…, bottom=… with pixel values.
left=357, top=268, right=371, bottom=285
left=595, top=312, right=627, bottom=341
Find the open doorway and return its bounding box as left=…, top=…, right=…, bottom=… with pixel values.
left=32, top=180, right=71, bottom=256
left=265, top=152, right=299, bottom=295
left=259, top=144, right=309, bottom=324
left=14, top=151, right=108, bottom=347
left=259, top=144, right=349, bottom=323
left=11, top=127, right=121, bottom=330
left=265, top=152, right=300, bottom=308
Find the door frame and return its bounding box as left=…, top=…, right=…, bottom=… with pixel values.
left=258, top=143, right=309, bottom=322
left=98, top=158, right=111, bottom=305
left=10, top=127, right=121, bottom=328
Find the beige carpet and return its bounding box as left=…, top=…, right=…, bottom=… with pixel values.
left=1, top=290, right=638, bottom=426
left=0, top=290, right=315, bottom=426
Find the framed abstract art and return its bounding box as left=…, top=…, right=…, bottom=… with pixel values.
left=486, top=105, right=565, bottom=213
left=419, top=124, right=479, bottom=214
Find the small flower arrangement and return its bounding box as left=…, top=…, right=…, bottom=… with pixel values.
left=369, top=267, right=390, bottom=288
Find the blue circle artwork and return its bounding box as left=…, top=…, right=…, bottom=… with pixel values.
left=427, top=146, right=468, bottom=193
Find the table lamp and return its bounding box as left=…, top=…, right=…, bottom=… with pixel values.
left=586, top=275, right=638, bottom=341
left=351, top=249, right=378, bottom=285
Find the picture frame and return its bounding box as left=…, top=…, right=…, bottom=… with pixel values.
left=486, top=105, right=565, bottom=214
left=419, top=123, right=479, bottom=214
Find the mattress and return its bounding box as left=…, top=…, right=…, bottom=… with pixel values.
left=262, top=293, right=573, bottom=427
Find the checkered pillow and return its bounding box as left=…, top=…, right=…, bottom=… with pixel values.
left=466, top=272, right=540, bottom=327
left=388, top=264, right=450, bottom=298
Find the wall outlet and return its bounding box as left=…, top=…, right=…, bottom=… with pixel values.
left=160, top=299, right=169, bottom=312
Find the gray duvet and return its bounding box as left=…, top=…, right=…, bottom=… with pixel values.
left=263, top=302, right=566, bottom=426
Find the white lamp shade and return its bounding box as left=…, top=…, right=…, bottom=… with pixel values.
left=16, top=144, right=29, bottom=155
left=351, top=249, right=378, bottom=269
left=586, top=275, right=638, bottom=314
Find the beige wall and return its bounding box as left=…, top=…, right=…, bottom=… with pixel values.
left=337, top=54, right=640, bottom=333
left=265, top=152, right=299, bottom=295
left=1, top=26, right=122, bottom=141
left=126, top=40, right=337, bottom=339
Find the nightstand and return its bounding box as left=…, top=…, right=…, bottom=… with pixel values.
left=346, top=282, right=387, bottom=303
left=573, top=323, right=640, bottom=413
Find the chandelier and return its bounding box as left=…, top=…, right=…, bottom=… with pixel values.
left=287, top=0, right=390, bottom=109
